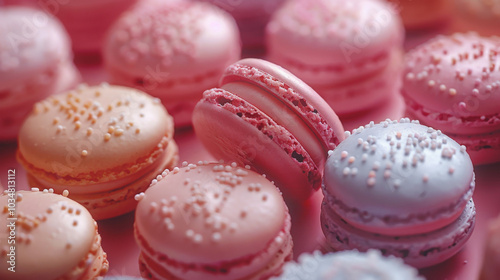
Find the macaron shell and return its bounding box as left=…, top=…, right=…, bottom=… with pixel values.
left=265, top=0, right=403, bottom=69
left=323, top=121, right=474, bottom=235
left=221, top=58, right=345, bottom=152
left=18, top=85, right=173, bottom=180
left=103, top=1, right=240, bottom=80
left=137, top=212, right=292, bottom=280
left=403, top=33, right=500, bottom=133
left=0, top=191, right=97, bottom=279
left=321, top=198, right=476, bottom=268
left=135, top=163, right=287, bottom=264
left=452, top=0, right=500, bottom=37
left=193, top=89, right=320, bottom=199
left=318, top=50, right=403, bottom=115
left=0, top=7, right=72, bottom=87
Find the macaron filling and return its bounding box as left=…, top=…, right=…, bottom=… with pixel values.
left=221, top=81, right=326, bottom=169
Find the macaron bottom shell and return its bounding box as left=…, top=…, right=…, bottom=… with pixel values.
left=135, top=213, right=293, bottom=280
left=321, top=198, right=476, bottom=268
left=23, top=140, right=178, bottom=220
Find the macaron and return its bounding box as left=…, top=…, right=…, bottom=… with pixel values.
left=273, top=250, right=424, bottom=279
left=452, top=0, right=500, bottom=37
left=134, top=162, right=293, bottom=280
left=321, top=118, right=476, bottom=268
left=265, top=0, right=405, bottom=115
left=192, top=58, right=345, bottom=202
left=16, top=84, right=179, bottom=220
left=196, top=0, right=285, bottom=53
left=387, top=0, right=452, bottom=30
left=402, top=32, right=500, bottom=165
left=0, top=189, right=109, bottom=279
left=103, top=0, right=241, bottom=127
left=479, top=213, right=500, bottom=280
left=0, top=6, right=81, bottom=141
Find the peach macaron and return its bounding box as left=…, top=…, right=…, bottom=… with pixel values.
left=134, top=162, right=293, bottom=279
left=103, top=0, right=241, bottom=127
left=16, top=84, right=178, bottom=220
left=0, top=189, right=108, bottom=279
left=0, top=6, right=80, bottom=141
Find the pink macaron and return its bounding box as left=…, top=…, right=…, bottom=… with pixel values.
left=16, top=84, right=179, bottom=220
left=0, top=189, right=109, bottom=279
left=402, top=32, right=500, bottom=165
left=0, top=6, right=80, bottom=141
left=134, top=162, right=293, bottom=279
left=192, top=58, right=345, bottom=202
left=103, top=0, right=241, bottom=127
left=321, top=118, right=476, bottom=268
left=265, top=0, right=405, bottom=115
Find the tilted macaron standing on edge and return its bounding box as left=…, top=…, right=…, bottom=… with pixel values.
left=273, top=250, right=424, bottom=280
left=321, top=119, right=476, bottom=268
left=0, top=6, right=81, bottom=141
left=192, top=58, right=345, bottom=202
left=402, top=32, right=500, bottom=165
left=16, top=84, right=179, bottom=220
left=266, top=0, right=405, bottom=115
left=0, top=189, right=108, bottom=280
left=103, top=0, right=241, bottom=127
left=134, top=162, right=293, bottom=280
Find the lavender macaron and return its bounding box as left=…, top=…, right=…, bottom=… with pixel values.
left=321, top=118, right=476, bottom=268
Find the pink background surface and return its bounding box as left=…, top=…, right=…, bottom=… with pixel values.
left=0, top=33, right=499, bottom=280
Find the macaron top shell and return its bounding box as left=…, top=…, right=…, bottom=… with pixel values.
left=135, top=162, right=287, bottom=264
left=0, top=7, right=71, bottom=90
left=323, top=119, right=474, bottom=235
left=266, top=0, right=403, bottom=66
left=103, top=1, right=240, bottom=80
left=404, top=33, right=500, bottom=119
left=275, top=250, right=424, bottom=280
left=18, top=84, right=173, bottom=181
left=0, top=190, right=96, bottom=280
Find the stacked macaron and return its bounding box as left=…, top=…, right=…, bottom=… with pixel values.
left=134, top=162, right=292, bottom=279
left=266, top=0, right=405, bottom=115
left=193, top=58, right=345, bottom=202
left=402, top=32, right=500, bottom=164
left=17, top=84, right=178, bottom=220
left=0, top=6, right=80, bottom=141
left=103, top=0, right=241, bottom=127
left=0, top=189, right=108, bottom=279
left=321, top=119, right=476, bottom=268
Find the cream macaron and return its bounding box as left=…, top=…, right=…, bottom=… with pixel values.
left=0, top=189, right=108, bottom=280
left=16, top=84, right=178, bottom=220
